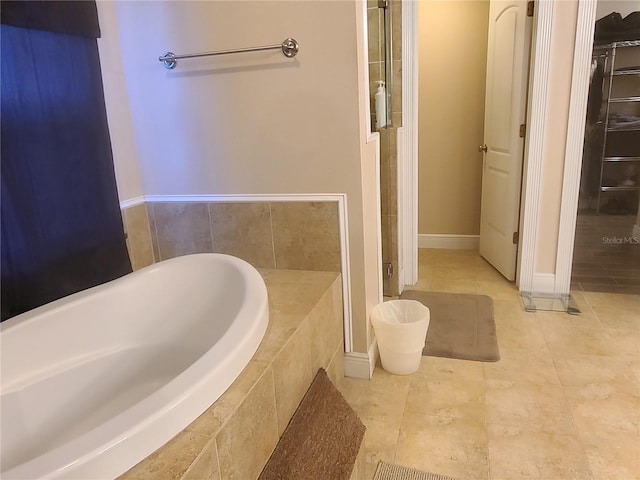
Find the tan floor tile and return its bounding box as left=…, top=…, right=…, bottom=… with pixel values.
left=429, top=266, right=477, bottom=282
left=363, top=446, right=397, bottom=480
left=535, top=307, right=604, bottom=330
left=493, top=310, right=548, bottom=350
left=476, top=280, right=520, bottom=302
left=539, top=321, right=618, bottom=357
left=487, top=424, right=593, bottom=480
left=362, top=250, right=640, bottom=480
left=604, top=328, right=640, bottom=359
left=591, top=304, right=640, bottom=332
left=475, top=264, right=507, bottom=283
left=483, top=346, right=560, bottom=386
left=416, top=355, right=484, bottom=383
left=584, top=447, right=640, bottom=480
left=427, top=279, right=478, bottom=294
left=582, top=291, right=640, bottom=309
left=340, top=368, right=411, bottom=451
left=485, top=380, right=575, bottom=435
left=552, top=353, right=640, bottom=397
left=574, top=422, right=640, bottom=480
left=631, top=357, right=640, bottom=383
left=565, top=387, right=640, bottom=434
left=396, top=415, right=489, bottom=480
left=404, top=376, right=485, bottom=420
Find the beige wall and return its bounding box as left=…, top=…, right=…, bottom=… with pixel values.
left=534, top=0, right=579, bottom=273
left=99, top=1, right=378, bottom=354
left=417, top=1, right=489, bottom=235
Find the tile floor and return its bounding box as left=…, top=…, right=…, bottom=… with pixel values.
left=339, top=249, right=640, bottom=480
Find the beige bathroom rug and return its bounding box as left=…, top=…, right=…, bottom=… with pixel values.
left=400, top=290, right=499, bottom=362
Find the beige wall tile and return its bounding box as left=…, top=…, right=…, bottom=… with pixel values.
left=118, top=430, right=210, bottom=480
left=123, top=204, right=154, bottom=270
left=186, top=359, right=270, bottom=437
left=181, top=438, right=221, bottom=480
left=216, top=369, right=279, bottom=480
left=208, top=203, right=275, bottom=269
left=271, top=202, right=341, bottom=272
left=391, top=2, right=402, bottom=62
left=272, top=319, right=313, bottom=435
left=367, top=7, right=381, bottom=63
left=255, top=271, right=339, bottom=364
left=326, top=343, right=345, bottom=390
left=150, top=202, right=213, bottom=260
left=309, top=278, right=344, bottom=373
left=391, top=60, right=402, bottom=114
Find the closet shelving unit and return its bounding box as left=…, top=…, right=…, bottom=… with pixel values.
left=595, top=39, right=640, bottom=213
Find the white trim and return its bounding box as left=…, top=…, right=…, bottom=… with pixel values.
left=402, top=0, right=419, bottom=287
left=518, top=0, right=554, bottom=292
left=142, top=193, right=347, bottom=203
left=121, top=193, right=354, bottom=353
left=119, top=196, right=145, bottom=209
left=418, top=234, right=480, bottom=250
left=396, top=127, right=406, bottom=294
left=555, top=0, right=597, bottom=296
left=531, top=273, right=556, bottom=294
left=359, top=0, right=384, bottom=352
left=344, top=338, right=378, bottom=379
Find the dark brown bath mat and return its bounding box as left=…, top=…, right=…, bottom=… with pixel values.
left=400, top=291, right=500, bottom=362
left=258, top=368, right=365, bottom=480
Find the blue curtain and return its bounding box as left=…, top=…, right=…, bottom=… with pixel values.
left=1, top=16, right=131, bottom=321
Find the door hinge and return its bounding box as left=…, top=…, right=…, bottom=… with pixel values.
left=527, top=1, right=534, bottom=17
left=513, top=231, right=519, bottom=245
left=378, top=0, right=389, bottom=8
left=519, top=123, right=526, bottom=138
left=383, top=262, right=394, bottom=279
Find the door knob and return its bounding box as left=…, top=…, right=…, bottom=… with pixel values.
left=479, top=144, right=488, bottom=153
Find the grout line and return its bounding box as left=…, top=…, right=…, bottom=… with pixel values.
left=269, top=203, right=277, bottom=269
left=149, top=202, right=162, bottom=262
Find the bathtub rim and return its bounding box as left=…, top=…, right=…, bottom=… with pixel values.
left=1, top=253, right=269, bottom=480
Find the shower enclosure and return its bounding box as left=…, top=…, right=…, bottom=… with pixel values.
left=367, top=0, right=403, bottom=296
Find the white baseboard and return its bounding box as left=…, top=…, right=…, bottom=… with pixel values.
left=119, top=196, right=145, bottom=209
left=530, top=273, right=556, bottom=294
left=344, top=339, right=378, bottom=379
left=418, top=234, right=479, bottom=250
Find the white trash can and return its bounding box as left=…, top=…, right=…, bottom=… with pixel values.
left=371, top=300, right=430, bottom=375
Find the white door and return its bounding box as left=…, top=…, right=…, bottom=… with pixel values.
left=479, top=0, right=531, bottom=281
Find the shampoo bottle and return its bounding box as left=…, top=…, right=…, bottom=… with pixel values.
left=375, top=81, right=386, bottom=130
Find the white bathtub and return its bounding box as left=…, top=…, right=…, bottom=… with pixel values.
left=0, top=253, right=269, bottom=479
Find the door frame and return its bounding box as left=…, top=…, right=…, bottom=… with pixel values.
left=554, top=0, right=597, bottom=295
left=401, top=0, right=592, bottom=295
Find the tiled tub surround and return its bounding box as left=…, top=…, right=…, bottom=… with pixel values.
left=118, top=269, right=347, bottom=480
left=122, top=201, right=342, bottom=273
